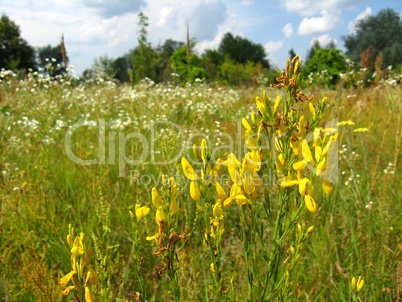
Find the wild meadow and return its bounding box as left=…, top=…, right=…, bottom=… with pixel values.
left=0, top=56, right=401, bottom=302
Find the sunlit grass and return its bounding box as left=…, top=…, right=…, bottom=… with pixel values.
left=0, top=66, right=401, bottom=301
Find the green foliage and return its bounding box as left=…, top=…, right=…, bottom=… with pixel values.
left=170, top=47, right=207, bottom=83
left=0, top=14, right=36, bottom=71
left=83, top=54, right=117, bottom=81
left=36, top=44, right=67, bottom=76
left=304, top=48, right=346, bottom=88
left=130, top=12, right=156, bottom=83
left=343, top=8, right=402, bottom=68
left=218, top=32, right=270, bottom=69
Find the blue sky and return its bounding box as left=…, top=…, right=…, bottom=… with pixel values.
left=1, top=0, right=401, bottom=75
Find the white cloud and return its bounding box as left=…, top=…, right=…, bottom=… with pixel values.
left=143, top=0, right=227, bottom=44
left=348, top=7, right=372, bottom=33
left=264, top=41, right=284, bottom=56
left=281, top=0, right=361, bottom=16
left=79, top=13, right=138, bottom=47
left=282, top=23, right=293, bottom=38
left=298, top=10, right=342, bottom=35
left=310, top=34, right=337, bottom=47
left=240, top=0, right=253, bottom=5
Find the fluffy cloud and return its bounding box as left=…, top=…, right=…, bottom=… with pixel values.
left=310, top=34, right=337, bottom=47
left=298, top=10, right=342, bottom=35
left=281, top=0, right=361, bottom=16
left=348, top=7, right=372, bottom=33
left=143, top=0, right=227, bottom=43
left=282, top=23, right=293, bottom=38
left=76, top=0, right=144, bottom=18
left=79, top=13, right=138, bottom=46
left=264, top=41, right=284, bottom=56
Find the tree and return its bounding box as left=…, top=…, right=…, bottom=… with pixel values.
left=303, top=48, right=346, bottom=88
left=37, top=44, right=67, bottom=76
left=218, top=32, right=270, bottom=68
left=170, top=47, right=207, bottom=82
left=0, top=14, right=35, bottom=71
left=130, top=12, right=156, bottom=82
left=343, top=8, right=402, bottom=68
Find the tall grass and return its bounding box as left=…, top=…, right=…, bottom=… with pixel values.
left=0, top=62, right=401, bottom=301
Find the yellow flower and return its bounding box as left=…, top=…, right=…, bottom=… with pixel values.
left=85, top=266, right=99, bottom=286
left=337, top=120, right=355, bottom=126
left=322, top=179, right=333, bottom=195
left=134, top=204, right=150, bottom=222
left=59, top=271, right=76, bottom=287
left=273, top=95, right=281, bottom=114
left=190, top=180, right=201, bottom=201
left=213, top=200, right=223, bottom=218
left=181, top=157, right=197, bottom=180
left=242, top=117, right=252, bottom=131
left=61, top=285, right=75, bottom=295
left=71, top=236, right=84, bottom=258
left=85, top=286, right=95, bottom=302
left=151, top=188, right=163, bottom=209
left=351, top=275, right=365, bottom=292
left=354, top=127, right=369, bottom=133
left=304, top=194, right=317, bottom=212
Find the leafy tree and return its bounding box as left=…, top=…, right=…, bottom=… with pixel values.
left=158, top=39, right=185, bottom=59
left=170, top=47, right=207, bottom=82
left=303, top=48, right=346, bottom=88
left=83, top=55, right=116, bottom=80
left=130, top=12, right=156, bottom=82
left=36, top=44, right=67, bottom=76
left=218, top=32, right=270, bottom=68
left=113, top=56, right=130, bottom=83
left=343, top=8, right=402, bottom=68
left=0, top=14, right=35, bottom=71
left=201, top=49, right=224, bottom=79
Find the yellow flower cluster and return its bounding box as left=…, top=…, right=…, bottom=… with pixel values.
left=351, top=275, right=365, bottom=293
left=146, top=176, right=178, bottom=241
left=59, top=225, right=99, bottom=302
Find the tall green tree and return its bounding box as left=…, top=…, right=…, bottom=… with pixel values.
left=37, top=45, right=67, bottom=75
left=130, top=12, right=156, bottom=82
left=218, top=32, right=270, bottom=69
left=303, top=48, right=346, bottom=88
left=343, top=8, right=402, bottom=68
left=0, top=14, right=35, bottom=71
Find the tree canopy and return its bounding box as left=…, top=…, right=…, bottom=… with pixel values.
left=218, top=32, right=270, bottom=69
left=0, top=14, right=35, bottom=71
left=343, top=8, right=402, bottom=68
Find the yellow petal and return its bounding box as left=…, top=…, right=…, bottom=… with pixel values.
left=301, top=139, right=313, bottom=163
left=155, top=208, right=166, bottom=223
left=151, top=188, right=163, bottom=209
left=169, top=197, right=178, bottom=215
left=67, top=234, right=73, bottom=248
left=61, top=285, right=75, bottom=295
left=309, top=102, right=316, bottom=117
left=322, top=179, right=333, bottom=195
left=298, top=178, right=308, bottom=196
left=181, top=157, right=197, bottom=180
left=59, top=271, right=76, bottom=287
left=242, top=118, right=252, bottom=131
left=316, top=157, right=326, bottom=176
left=192, top=144, right=202, bottom=161
left=273, top=96, right=281, bottom=114
left=71, top=236, right=84, bottom=258
left=190, top=180, right=201, bottom=201
left=215, top=182, right=227, bottom=200
left=235, top=194, right=248, bottom=206
left=314, top=145, right=322, bottom=162
left=243, top=173, right=255, bottom=194
left=213, top=200, right=223, bottom=217
left=84, top=286, right=95, bottom=302
left=293, top=160, right=306, bottom=172
left=223, top=196, right=233, bottom=207
left=304, top=194, right=317, bottom=212
left=299, top=115, right=306, bottom=138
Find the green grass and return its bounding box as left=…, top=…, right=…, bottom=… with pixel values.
left=0, top=71, right=401, bottom=301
